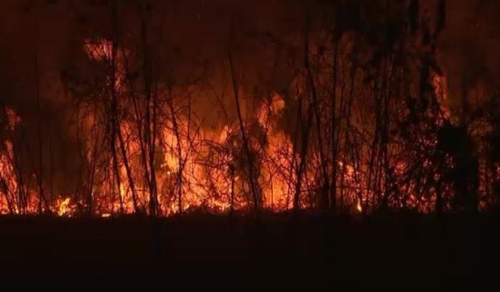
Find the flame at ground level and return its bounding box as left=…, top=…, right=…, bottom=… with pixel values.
left=0, top=38, right=490, bottom=217
left=0, top=90, right=365, bottom=217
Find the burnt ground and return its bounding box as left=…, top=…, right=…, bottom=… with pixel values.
left=0, top=211, right=498, bottom=286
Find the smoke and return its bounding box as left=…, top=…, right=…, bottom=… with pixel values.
left=1, top=0, right=497, bottom=114
left=438, top=0, right=500, bottom=106
left=0, top=0, right=498, bottom=196
left=0, top=0, right=304, bottom=195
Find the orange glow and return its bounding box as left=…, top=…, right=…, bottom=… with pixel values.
left=0, top=39, right=370, bottom=216
left=0, top=37, right=484, bottom=217
left=356, top=200, right=362, bottom=213
left=54, top=197, right=74, bottom=217
left=432, top=73, right=451, bottom=119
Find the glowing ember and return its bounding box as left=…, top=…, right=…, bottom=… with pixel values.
left=356, top=200, right=362, bottom=213
left=55, top=197, right=73, bottom=217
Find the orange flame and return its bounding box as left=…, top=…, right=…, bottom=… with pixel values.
left=0, top=39, right=470, bottom=217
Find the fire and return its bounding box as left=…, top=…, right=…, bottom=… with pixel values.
left=356, top=200, right=362, bottom=213
left=0, top=20, right=490, bottom=218
left=432, top=74, right=451, bottom=119
left=55, top=197, right=73, bottom=217
left=0, top=33, right=425, bottom=217
left=0, top=109, right=24, bottom=215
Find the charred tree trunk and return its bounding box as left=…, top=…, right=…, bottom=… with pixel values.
left=116, top=122, right=139, bottom=212
left=139, top=7, right=159, bottom=217
left=293, top=15, right=316, bottom=214
left=366, top=79, right=381, bottom=214
left=305, top=15, right=329, bottom=212
left=147, top=95, right=159, bottom=216
left=228, top=51, right=261, bottom=213
left=148, top=99, right=159, bottom=216
left=110, top=0, right=139, bottom=214
left=167, top=91, right=184, bottom=214
left=329, top=40, right=340, bottom=213
left=34, top=48, right=48, bottom=214
left=110, top=113, right=124, bottom=213
left=109, top=0, right=124, bottom=214
left=379, top=56, right=391, bottom=212
left=121, top=48, right=153, bottom=215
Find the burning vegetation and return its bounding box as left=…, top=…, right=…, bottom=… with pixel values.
left=0, top=0, right=498, bottom=218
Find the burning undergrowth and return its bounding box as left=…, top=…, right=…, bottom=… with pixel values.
left=0, top=0, right=499, bottom=218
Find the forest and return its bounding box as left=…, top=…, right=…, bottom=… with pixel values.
left=0, top=0, right=499, bottom=281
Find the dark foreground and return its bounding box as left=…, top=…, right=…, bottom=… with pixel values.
left=0, top=212, right=498, bottom=285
